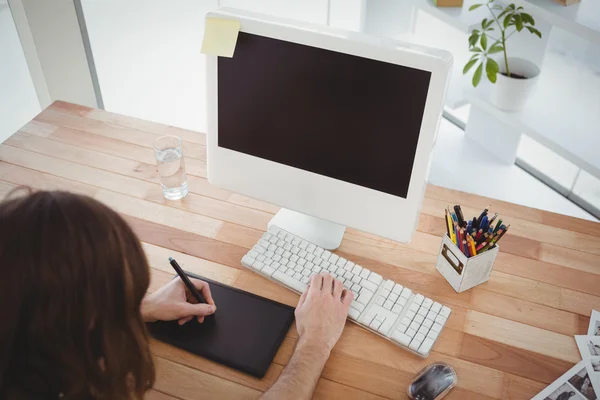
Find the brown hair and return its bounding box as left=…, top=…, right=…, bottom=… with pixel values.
left=0, top=190, right=155, bottom=399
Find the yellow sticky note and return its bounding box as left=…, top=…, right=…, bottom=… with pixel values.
left=201, top=18, right=241, bottom=58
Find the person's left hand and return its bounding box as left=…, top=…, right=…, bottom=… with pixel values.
left=141, top=277, right=216, bottom=324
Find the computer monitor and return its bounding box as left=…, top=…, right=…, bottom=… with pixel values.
left=206, top=8, right=452, bottom=249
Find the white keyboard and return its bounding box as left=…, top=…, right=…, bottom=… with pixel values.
left=241, top=226, right=451, bottom=358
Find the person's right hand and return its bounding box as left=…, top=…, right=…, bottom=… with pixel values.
left=294, top=273, right=354, bottom=353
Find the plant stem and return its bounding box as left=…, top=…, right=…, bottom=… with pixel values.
left=487, top=2, right=510, bottom=78
left=501, top=30, right=510, bottom=77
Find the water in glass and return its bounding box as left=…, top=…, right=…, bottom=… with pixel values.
left=154, top=136, right=188, bottom=200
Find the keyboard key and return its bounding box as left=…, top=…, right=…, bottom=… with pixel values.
left=273, top=254, right=282, bottom=262
left=431, top=322, right=443, bottom=332
left=370, top=319, right=382, bottom=331
left=418, top=338, right=435, bottom=355
left=314, top=247, right=324, bottom=257
left=344, top=271, right=354, bottom=280
left=417, top=307, right=428, bottom=317
left=396, top=324, right=408, bottom=333
left=404, top=311, right=416, bottom=320
left=352, top=283, right=362, bottom=293
left=397, top=297, right=408, bottom=307
left=427, top=329, right=440, bottom=341
left=283, top=251, right=292, bottom=259
left=375, top=314, right=385, bottom=323
left=241, top=255, right=255, bottom=267
left=298, top=250, right=307, bottom=258
left=413, top=294, right=424, bottom=305
left=405, top=328, right=417, bottom=338
left=409, top=303, right=419, bottom=313
left=306, top=254, right=315, bottom=262
left=322, top=250, right=332, bottom=259
left=299, top=241, right=308, bottom=250
left=360, top=269, right=371, bottom=279
left=329, top=254, right=339, bottom=264
left=391, top=331, right=412, bottom=346
left=272, top=271, right=307, bottom=293
left=248, top=250, right=259, bottom=258
left=279, top=266, right=288, bottom=274
left=257, top=254, right=266, bottom=262
left=352, top=265, right=362, bottom=275
left=423, top=318, right=433, bottom=328
left=381, top=289, right=391, bottom=298
left=342, top=259, right=353, bottom=269
left=348, top=307, right=361, bottom=320
left=431, top=302, right=442, bottom=314
left=440, top=306, right=451, bottom=318
left=290, top=254, right=299, bottom=263
left=268, top=226, right=280, bottom=235
left=400, top=288, right=412, bottom=299
left=383, top=300, right=394, bottom=310
left=375, top=296, right=385, bottom=306
left=384, top=280, right=394, bottom=290
left=368, top=273, right=383, bottom=285
left=400, top=316, right=412, bottom=326
left=264, top=259, right=273, bottom=266
left=263, top=232, right=272, bottom=240
left=253, top=261, right=264, bottom=271
left=351, top=301, right=365, bottom=312
left=285, top=269, right=294, bottom=277
left=352, top=275, right=362, bottom=284
left=425, top=310, right=435, bottom=320
left=291, top=247, right=300, bottom=255
left=388, top=293, right=399, bottom=303
left=361, top=280, right=378, bottom=293
left=392, top=284, right=404, bottom=295
left=392, top=304, right=403, bottom=313
left=306, top=243, right=316, bottom=253
left=275, top=248, right=284, bottom=255
left=302, top=269, right=311, bottom=277
left=379, top=317, right=395, bottom=334
left=435, top=315, right=447, bottom=325
left=292, top=238, right=301, bottom=246
left=293, top=272, right=303, bottom=280
left=417, top=326, right=429, bottom=337
left=277, top=239, right=286, bottom=247
left=254, top=245, right=266, bottom=254
left=298, top=259, right=307, bottom=267
left=413, top=315, right=425, bottom=325
left=414, top=333, right=426, bottom=343
left=259, top=239, right=270, bottom=248
left=409, top=338, right=422, bottom=351
left=409, top=321, right=420, bottom=332
left=359, top=311, right=376, bottom=325
left=283, top=243, right=292, bottom=251
left=357, top=290, right=373, bottom=305
left=301, top=276, right=310, bottom=284
left=422, top=298, right=433, bottom=309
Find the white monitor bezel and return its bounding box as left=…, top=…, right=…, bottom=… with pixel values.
left=206, top=8, right=452, bottom=243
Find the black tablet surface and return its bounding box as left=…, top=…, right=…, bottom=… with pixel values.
left=147, top=271, right=295, bottom=378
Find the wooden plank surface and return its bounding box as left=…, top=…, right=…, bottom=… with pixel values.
left=1, top=101, right=599, bottom=399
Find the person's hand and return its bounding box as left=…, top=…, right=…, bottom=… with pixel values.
left=141, top=277, right=216, bottom=324
left=294, top=273, right=354, bottom=353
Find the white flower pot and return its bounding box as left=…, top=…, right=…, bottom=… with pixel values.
left=489, top=57, right=540, bottom=112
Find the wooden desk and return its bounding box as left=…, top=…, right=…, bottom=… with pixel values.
left=1, top=101, right=599, bottom=399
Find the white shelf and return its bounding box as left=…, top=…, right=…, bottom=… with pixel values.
left=410, top=0, right=491, bottom=33
left=517, top=0, right=600, bottom=45
left=466, top=50, right=600, bottom=179
left=429, top=119, right=598, bottom=221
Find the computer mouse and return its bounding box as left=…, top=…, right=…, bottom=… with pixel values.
left=407, top=362, right=457, bottom=400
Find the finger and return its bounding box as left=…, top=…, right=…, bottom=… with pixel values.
left=297, top=290, right=308, bottom=308
left=197, top=316, right=205, bottom=324
left=188, top=278, right=215, bottom=306
left=341, top=289, right=354, bottom=309
left=179, top=302, right=216, bottom=319
left=332, top=279, right=344, bottom=300
left=308, top=274, right=323, bottom=296
left=322, top=273, right=334, bottom=296
left=178, top=316, right=193, bottom=325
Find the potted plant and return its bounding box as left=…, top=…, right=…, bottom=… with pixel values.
left=463, top=0, right=542, bottom=111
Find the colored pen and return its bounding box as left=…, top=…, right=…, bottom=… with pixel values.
left=493, top=219, right=503, bottom=234
left=169, top=257, right=206, bottom=304
left=444, top=209, right=451, bottom=238
left=480, top=215, right=489, bottom=232
left=476, top=205, right=490, bottom=228
left=472, top=217, right=478, bottom=230
left=476, top=241, right=487, bottom=251
left=488, top=213, right=498, bottom=226
left=454, top=205, right=465, bottom=227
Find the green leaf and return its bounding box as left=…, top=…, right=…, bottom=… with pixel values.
left=492, top=4, right=503, bottom=9
left=481, top=32, right=488, bottom=50
left=463, top=58, right=479, bottom=75
left=517, top=6, right=524, bottom=10
left=472, top=63, right=484, bottom=87
left=481, top=18, right=488, bottom=29
left=469, top=4, right=483, bottom=11
left=471, top=46, right=483, bottom=53
left=508, top=4, right=515, bottom=10
left=488, top=43, right=504, bottom=54
left=484, top=19, right=494, bottom=29
left=522, top=13, right=535, bottom=25
left=503, top=14, right=512, bottom=28
left=486, top=58, right=499, bottom=83
left=468, top=33, right=479, bottom=46
left=497, top=8, right=510, bottom=19
left=515, top=14, right=523, bottom=31
left=526, top=26, right=542, bottom=38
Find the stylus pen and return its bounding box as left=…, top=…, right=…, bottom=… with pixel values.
left=169, top=257, right=206, bottom=304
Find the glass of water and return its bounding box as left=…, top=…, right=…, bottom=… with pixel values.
left=153, top=135, right=188, bottom=200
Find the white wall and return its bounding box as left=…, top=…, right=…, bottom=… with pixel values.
left=0, top=2, right=40, bottom=143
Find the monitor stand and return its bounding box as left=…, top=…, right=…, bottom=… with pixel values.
left=268, top=209, right=346, bottom=251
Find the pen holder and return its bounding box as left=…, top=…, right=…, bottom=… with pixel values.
left=436, top=234, right=499, bottom=293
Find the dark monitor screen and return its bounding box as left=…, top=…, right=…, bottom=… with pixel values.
left=217, top=32, right=431, bottom=199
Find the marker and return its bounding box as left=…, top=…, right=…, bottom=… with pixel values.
left=493, top=219, right=503, bottom=234
left=454, top=205, right=465, bottom=227
left=480, top=215, right=489, bottom=232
